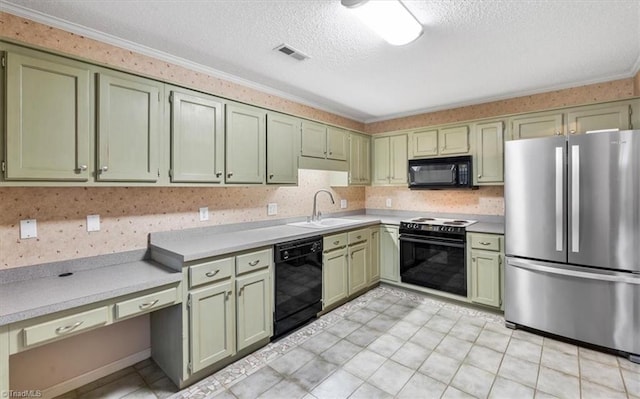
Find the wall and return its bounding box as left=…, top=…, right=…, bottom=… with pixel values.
left=0, top=170, right=365, bottom=269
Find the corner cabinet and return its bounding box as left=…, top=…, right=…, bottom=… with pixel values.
left=349, top=133, right=371, bottom=185
left=379, top=225, right=400, bottom=283
left=473, top=121, right=504, bottom=185
left=373, top=134, right=407, bottom=185
left=4, top=51, right=91, bottom=181
left=266, top=113, right=300, bottom=184
left=96, top=72, right=162, bottom=182
left=467, top=232, right=504, bottom=309
left=225, top=104, right=266, bottom=184
left=169, top=88, right=225, bottom=183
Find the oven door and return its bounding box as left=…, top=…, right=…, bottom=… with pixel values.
left=399, top=233, right=467, bottom=296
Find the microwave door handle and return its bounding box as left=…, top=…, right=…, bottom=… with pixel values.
left=451, top=165, right=457, bottom=184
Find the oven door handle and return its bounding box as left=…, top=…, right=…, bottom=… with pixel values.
left=399, top=236, right=465, bottom=248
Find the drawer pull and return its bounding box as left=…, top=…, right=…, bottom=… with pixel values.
left=205, top=270, right=220, bottom=278
left=479, top=241, right=491, bottom=245
left=356, top=235, right=362, bottom=239
left=248, top=259, right=260, bottom=267
left=55, top=321, right=84, bottom=335
left=333, top=240, right=340, bottom=245
left=138, top=299, right=160, bottom=310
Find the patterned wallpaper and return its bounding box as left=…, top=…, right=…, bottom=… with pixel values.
left=366, top=186, right=504, bottom=216
left=0, top=170, right=365, bottom=269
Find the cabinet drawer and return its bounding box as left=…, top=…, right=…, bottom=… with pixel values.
left=115, top=287, right=178, bottom=320
left=348, top=229, right=369, bottom=245
left=236, top=248, right=271, bottom=275
left=324, top=233, right=348, bottom=252
left=23, top=307, right=109, bottom=347
left=190, top=257, right=234, bottom=288
left=470, top=234, right=501, bottom=251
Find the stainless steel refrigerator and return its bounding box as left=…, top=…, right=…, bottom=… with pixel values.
left=504, top=129, right=640, bottom=362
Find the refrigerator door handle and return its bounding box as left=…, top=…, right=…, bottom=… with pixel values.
left=555, top=147, right=563, bottom=252
left=571, top=145, right=580, bottom=253
left=508, top=258, right=640, bottom=285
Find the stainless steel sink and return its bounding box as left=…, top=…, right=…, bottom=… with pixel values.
left=287, top=218, right=364, bottom=229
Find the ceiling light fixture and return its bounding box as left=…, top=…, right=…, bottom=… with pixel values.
left=341, top=0, right=423, bottom=46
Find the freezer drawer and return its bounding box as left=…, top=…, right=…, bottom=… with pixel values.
left=505, top=257, right=640, bottom=357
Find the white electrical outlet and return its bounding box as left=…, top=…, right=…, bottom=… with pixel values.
left=340, top=199, right=347, bottom=209
left=199, top=207, right=209, bottom=221
left=20, top=219, right=37, bottom=239
left=267, top=203, right=278, bottom=216
left=385, top=198, right=393, bottom=208
left=87, top=215, right=101, bottom=232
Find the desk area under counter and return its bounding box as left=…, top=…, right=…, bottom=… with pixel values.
left=0, top=250, right=182, bottom=398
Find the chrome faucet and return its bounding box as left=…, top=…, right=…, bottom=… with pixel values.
left=311, top=189, right=335, bottom=222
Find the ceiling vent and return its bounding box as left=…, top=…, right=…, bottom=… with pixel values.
left=274, top=44, right=310, bottom=61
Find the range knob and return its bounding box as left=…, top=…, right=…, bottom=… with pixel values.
left=283, top=251, right=290, bottom=260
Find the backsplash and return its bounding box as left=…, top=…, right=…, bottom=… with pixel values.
left=0, top=170, right=364, bottom=269
left=365, top=186, right=504, bottom=216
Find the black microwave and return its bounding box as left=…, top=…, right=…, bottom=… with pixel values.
left=408, top=155, right=475, bottom=189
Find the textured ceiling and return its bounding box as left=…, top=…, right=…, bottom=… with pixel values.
left=3, top=0, right=640, bottom=122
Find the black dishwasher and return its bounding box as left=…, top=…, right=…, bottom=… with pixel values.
left=273, top=236, right=323, bottom=339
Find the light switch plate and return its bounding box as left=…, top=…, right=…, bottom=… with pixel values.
left=20, top=219, right=37, bottom=239
left=385, top=198, right=393, bottom=208
left=340, top=199, right=347, bottom=209
left=87, top=215, right=100, bottom=232
left=199, top=207, right=209, bottom=221
left=267, top=203, right=278, bottom=216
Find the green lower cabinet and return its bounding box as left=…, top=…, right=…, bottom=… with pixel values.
left=368, top=228, right=380, bottom=285
left=322, top=247, right=348, bottom=309
left=4, top=51, right=91, bottom=181
left=236, top=269, right=271, bottom=351
left=348, top=242, right=368, bottom=295
left=467, top=232, right=504, bottom=309
left=189, top=280, right=235, bottom=373
left=380, top=225, right=400, bottom=282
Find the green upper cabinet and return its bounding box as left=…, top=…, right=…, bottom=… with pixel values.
left=373, top=134, right=407, bottom=185
left=509, top=111, right=564, bottom=140
left=97, top=72, right=162, bottom=182
left=225, top=103, right=266, bottom=184
left=266, top=113, right=300, bottom=184
left=4, top=51, right=91, bottom=181
left=438, top=125, right=470, bottom=155
left=566, top=103, right=631, bottom=134
left=473, top=121, right=504, bottom=185
left=410, top=128, right=438, bottom=158
left=349, top=133, right=370, bottom=185
left=300, top=121, right=327, bottom=159
left=169, top=89, right=224, bottom=183
left=326, top=127, right=348, bottom=161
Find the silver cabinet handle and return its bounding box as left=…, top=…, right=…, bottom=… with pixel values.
left=571, top=145, right=580, bottom=253
left=269, top=174, right=274, bottom=179
left=472, top=257, right=476, bottom=262
left=226, top=290, right=232, bottom=299
left=478, top=175, right=482, bottom=178
left=79, top=165, right=88, bottom=171
left=570, top=129, right=576, bottom=134
left=216, top=171, right=222, bottom=177
left=139, top=299, right=159, bottom=310
left=238, top=286, right=244, bottom=296
left=479, top=241, right=491, bottom=245
left=205, top=270, right=220, bottom=278
left=333, top=240, right=340, bottom=245
left=227, top=172, right=233, bottom=178
left=555, top=131, right=562, bottom=135
left=248, top=259, right=260, bottom=267
left=555, top=146, right=564, bottom=252
left=100, top=166, right=108, bottom=173
left=329, top=151, right=333, bottom=155
left=55, top=321, right=84, bottom=334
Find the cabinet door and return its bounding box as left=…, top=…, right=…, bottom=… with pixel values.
left=438, top=126, right=469, bottom=155
left=97, top=73, right=161, bottom=182
left=327, top=127, right=348, bottom=161
left=236, top=269, right=271, bottom=350
left=322, top=248, right=348, bottom=309
left=411, top=129, right=438, bottom=158
left=369, top=228, right=380, bottom=285
left=380, top=226, right=399, bottom=282
left=349, top=133, right=371, bottom=185
left=567, top=103, right=630, bottom=134
left=474, top=121, right=504, bottom=184
left=372, top=136, right=390, bottom=184
left=301, top=121, right=327, bottom=159
left=348, top=242, right=369, bottom=295
left=5, top=52, right=90, bottom=181
left=389, top=135, right=408, bottom=184
left=470, top=251, right=501, bottom=308
left=170, top=91, right=224, bottom=183
left=189, top=280, right=235, bottom=373
left=267, top=113, right=300, bottom=184
left=225, top=104, right=266, bottom=184
left=510, top=112, right=563, bottom=140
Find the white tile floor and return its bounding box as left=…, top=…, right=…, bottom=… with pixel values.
left=59, top=285, right=640, bottom=399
